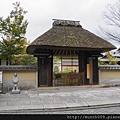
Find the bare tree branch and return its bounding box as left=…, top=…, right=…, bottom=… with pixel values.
left=100, top=0, right=120, bottom=44
left=99, top=26, right=120, bottom=42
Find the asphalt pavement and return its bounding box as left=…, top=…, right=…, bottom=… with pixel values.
left=0, top=85, right=120, bottom=113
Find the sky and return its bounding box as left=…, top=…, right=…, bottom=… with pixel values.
left=0, top=0, right=118, bottom=46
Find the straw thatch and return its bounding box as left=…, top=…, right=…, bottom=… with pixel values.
left=27, top=19, right=116, bottom=54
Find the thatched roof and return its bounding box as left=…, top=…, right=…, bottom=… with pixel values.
left=27, top=19, right=116, bottom=54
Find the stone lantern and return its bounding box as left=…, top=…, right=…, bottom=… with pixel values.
left=11, top=73, right=20, bottom=94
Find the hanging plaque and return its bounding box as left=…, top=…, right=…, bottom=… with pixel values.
left=0, top=71, right=2, bottom=83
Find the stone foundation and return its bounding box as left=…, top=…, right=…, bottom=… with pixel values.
left=100, top=78, right=120, bottom=87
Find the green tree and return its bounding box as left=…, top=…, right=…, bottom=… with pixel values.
left=99, top=52, right=118, bottom=65
left=106, top=52, right=118, bottom=65
left=12, top=54, right=37, bottom=66
left=0, top=2, right=28, bottom=65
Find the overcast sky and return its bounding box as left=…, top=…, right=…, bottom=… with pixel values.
left=0, top=0, right=118, bottom=46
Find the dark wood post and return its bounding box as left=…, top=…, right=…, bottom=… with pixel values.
left=47, top=55, right=53, bottom=86
left=38, top=57, right=40, bottom=87
left=93, top=57, right=99, bottom=84
left=78, top=51, right=87, bottom=85
left=0, top=59, right=1, bottom=65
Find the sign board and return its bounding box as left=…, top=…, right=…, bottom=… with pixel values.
left=0, top=71, right=2, bottom=83
left=87, top=64, right=90, bottom=79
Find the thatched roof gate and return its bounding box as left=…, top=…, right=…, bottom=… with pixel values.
left=27, top=19, right=116, bottom=87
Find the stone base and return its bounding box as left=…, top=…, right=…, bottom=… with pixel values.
left=11, top=89, right=20, bottom=94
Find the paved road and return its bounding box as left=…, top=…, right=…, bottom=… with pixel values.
left=0, top=85, right=120, bottom=114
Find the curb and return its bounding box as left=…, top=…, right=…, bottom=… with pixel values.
left=0, top=103, right=120, bottom=113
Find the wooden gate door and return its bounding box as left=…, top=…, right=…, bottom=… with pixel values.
left=38, top=56, right=53, bottom=87
left=39, top=63, right=48, bottom=86
left=38, top=57, right=48, bottom=86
